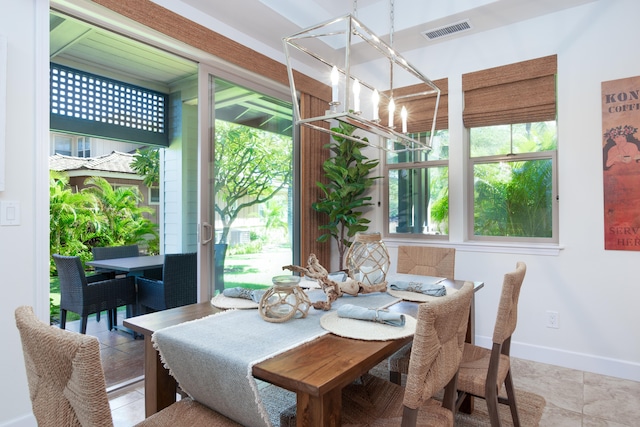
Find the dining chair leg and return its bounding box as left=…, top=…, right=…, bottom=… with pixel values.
left=96, top=311, right=101, bottom=323
left=442, top=373, right=458, bottom=412
left=60, top=309, right=67, bottom=330
left=107, top=309, right=114, bottom=331
left=390, top=371, right=402, bottom=385
left=401, top=406, right=418, bottom=427
left=80, top=316, right=88, bottom=334
left=485, top=385, right=501, bottom=427
left=504, top=370, right=520, bottom=426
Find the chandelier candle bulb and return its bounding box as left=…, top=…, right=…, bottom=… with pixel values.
left=388, top=98, right=395, bottom=127
left=331, top=66, right=339, bottom=105
left=372, top=89, right=380, bottom=121
left=401, top=106, right=408, bottom=133
left=353, top=79, right=361, bottom=112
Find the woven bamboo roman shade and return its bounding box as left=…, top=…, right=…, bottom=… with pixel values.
left=380, top=78, right=448, bottom=133
left=462, top=55, right=557, bottom=128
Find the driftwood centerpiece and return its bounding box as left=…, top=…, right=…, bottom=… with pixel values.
left=283, top=253, right=387, bottom=310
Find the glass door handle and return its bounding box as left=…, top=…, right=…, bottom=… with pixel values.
left=201, top=222, right=213, bottom=245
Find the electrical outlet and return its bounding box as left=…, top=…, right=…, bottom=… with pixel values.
left=546, top=310, right=559, bottom=329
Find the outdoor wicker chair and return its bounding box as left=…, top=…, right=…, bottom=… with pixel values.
left=15, top=306, right=242, bottom=427
left=53, top=254, right=136, bottom=334
left=136, top=252, right=197, bottom=313
left=91, top=244, right=139, bottom=323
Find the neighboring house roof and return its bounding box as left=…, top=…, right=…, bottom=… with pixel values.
left=50, top=151, right=137, bottom=175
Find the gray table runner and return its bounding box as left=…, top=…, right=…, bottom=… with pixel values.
left=152, top=289, right=400, bottom=427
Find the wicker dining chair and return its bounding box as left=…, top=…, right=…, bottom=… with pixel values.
left=15, top=306, right=242, bottom=427
left=342, top=281, right=474, bottom=426
left=53, top=254, right=137, bottom=334
left=389, top=245, right=457, bottom=384
left=454, top=261, right=527, bottom=427
left=136, top=252, right=197, bottom=313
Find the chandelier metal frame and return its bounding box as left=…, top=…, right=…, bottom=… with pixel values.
left=283, top=13, right=440, bottom=153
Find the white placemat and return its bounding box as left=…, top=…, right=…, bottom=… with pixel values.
left=320, top=311, right=416, bottom=341
left=211, top=293, right=258, bottom=309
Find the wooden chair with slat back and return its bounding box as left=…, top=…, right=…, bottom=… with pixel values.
left=389, top=245, right=456, bottom=384
left=15, top=306, right=243, bottom=427
left=454, top=261, right=527, bottom=426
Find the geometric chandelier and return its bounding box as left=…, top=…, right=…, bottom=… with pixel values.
left=283, top=10, right=440, bottom=153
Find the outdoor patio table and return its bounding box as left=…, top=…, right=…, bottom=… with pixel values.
left=87, top=254, right=165, bottom=274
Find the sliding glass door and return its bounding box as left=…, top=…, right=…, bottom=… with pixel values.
left=199, top=66, right=297, bottom=299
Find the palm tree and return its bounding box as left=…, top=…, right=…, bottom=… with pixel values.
left=49, top=171, right=100, bottom=268
left=82, top=177, right=158, bottom=247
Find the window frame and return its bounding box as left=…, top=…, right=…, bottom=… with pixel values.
left=384, top=154, right=450, bottom=241
left=76, top=136, right=91, bottom=158
left=466, top=146, right=559, bottom=243
left=149, top=185, right=160, bottom=205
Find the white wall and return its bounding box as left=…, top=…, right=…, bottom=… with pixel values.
left=367, top=0, right=640, bottom=381
left=0, top=0, right=47, bottom=425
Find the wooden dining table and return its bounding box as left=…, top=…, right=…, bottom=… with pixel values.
left=124, top=278, right=482, bottom=426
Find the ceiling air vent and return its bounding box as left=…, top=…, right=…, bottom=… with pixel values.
left=422, top=19, right=472, bottom=40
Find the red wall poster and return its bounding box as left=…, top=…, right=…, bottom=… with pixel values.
left=602, top=75, right=640, bottom=250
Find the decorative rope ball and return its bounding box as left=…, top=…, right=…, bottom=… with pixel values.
left=259, top=275, right=311, bottom=323
left=345, top=232, right=390, bottom=285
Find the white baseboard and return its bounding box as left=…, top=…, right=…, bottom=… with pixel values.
left=0, top=413, right=36, bottom=427
left=475, top=335, right=640, bottom=382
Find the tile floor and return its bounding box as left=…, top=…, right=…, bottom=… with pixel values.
left=72, top=315, right=640, bottom=426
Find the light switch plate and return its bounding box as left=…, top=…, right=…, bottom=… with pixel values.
left=0, top=201, right=20, bottom=226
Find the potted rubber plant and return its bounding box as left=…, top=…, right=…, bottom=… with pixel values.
left=312, top=121, right=380, bottom=270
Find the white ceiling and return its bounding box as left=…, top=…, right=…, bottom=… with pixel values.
left=181, top=0, right=599, bottom=63
left=51, top=0, right=599, bottom=90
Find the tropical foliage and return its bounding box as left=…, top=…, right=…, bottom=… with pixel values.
left=49, top=172, right=158, bottom=272
left=312, top=121, right=380, bottom=270
left=131, top=148, right=160, bottom=186
left=214, top=120, right=292, bottom=244
left=471, top=122, right=557, bottom=238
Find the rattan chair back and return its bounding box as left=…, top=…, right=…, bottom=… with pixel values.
left=403, top=281, right=474, bottom=411
left=15, top=306, right=114, bottom=427
left=397, top=245, right=456, bottom=279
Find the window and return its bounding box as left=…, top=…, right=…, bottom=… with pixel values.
left=463, top=55, right=558, bottom=243
left=385, top=79, right=449, bottom=238
left=53, top=135, right=72, bottom=156
left=77, top=136, right=91, bottom=158
left=386, top=131, right=450, bottom=237
left=469, top=122, right=557, bottom=241
left=149, top=186, right=160, bottom=204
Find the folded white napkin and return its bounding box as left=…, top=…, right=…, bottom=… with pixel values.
left=222, top=287, right=265, bottom=303
left=389, top=280, right=446, bottom=297
left=337, top=304, right=405, bottom=327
